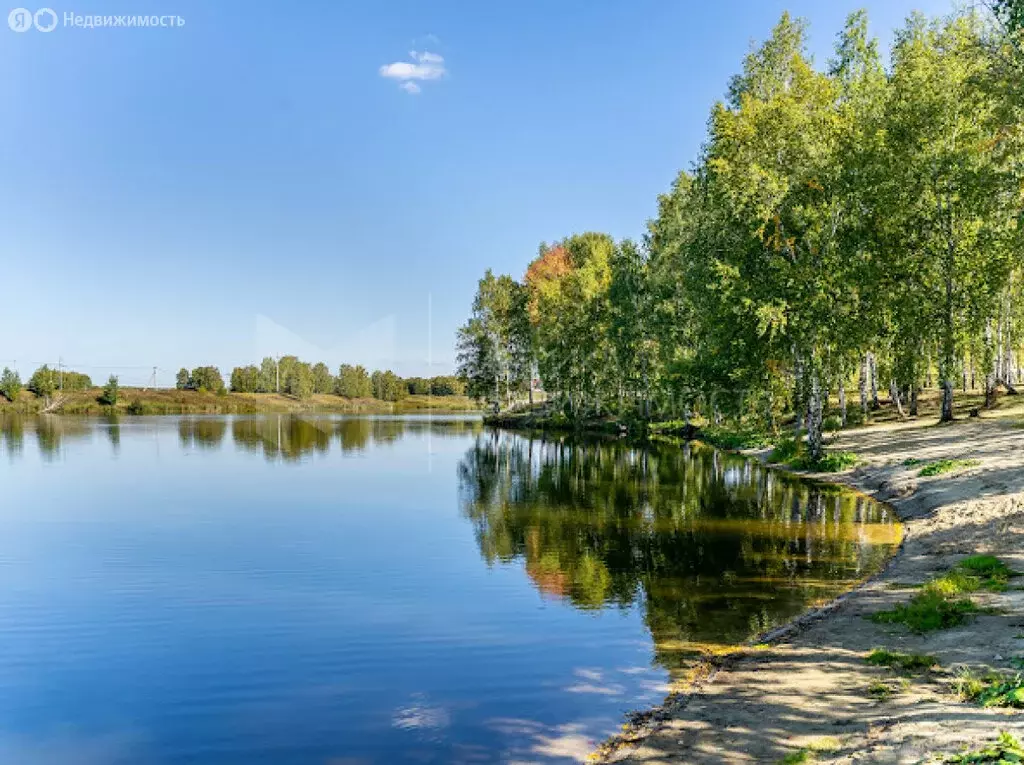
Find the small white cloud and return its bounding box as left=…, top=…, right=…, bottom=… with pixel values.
left=410, top=51, right=443, bottom=64
left=379, top=49, right=446, bottom=93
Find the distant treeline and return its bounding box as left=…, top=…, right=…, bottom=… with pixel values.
left=177, top=357, right=465, bottom=401
left=0, top=359, right=464, bottom=405
left=0, top=364, right=92, bottom=402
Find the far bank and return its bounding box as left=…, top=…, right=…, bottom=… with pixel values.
left=0, top=388, right=482, bottom=416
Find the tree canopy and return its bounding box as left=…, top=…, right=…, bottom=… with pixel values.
left=457, top=7, right=1024, bottom=462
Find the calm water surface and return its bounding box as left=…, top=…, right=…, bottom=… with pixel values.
left=0, top=415, right=899, bottom=764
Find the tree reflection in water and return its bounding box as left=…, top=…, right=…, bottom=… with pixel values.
left=458, top=430, right=899, bottom=672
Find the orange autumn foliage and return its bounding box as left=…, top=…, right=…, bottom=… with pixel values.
left=524, top=245, right=573, bottom=323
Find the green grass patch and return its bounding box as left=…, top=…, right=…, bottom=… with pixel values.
left=903, top=457, right=923, bottom=466
left=870, top=588, right=979, bottom=632
left=790, top=450, right=860, bottom=472
left=947, top=732, right=1024, bottom=763
left=775, top=737, right=841, bottom=765
left=929, top=555, right=1015, bottom=594
left=870, top=557, right=1013, bottom=631
left=768, top=437, right=858, bottom=472
left=960, top=554, right=1014, bottom=579
left=953, top=670, right=1024, bottom=709
left=698, top=425, right=772, bottom=450
left=777, top=750, right=813, bottom=765
left=822, top=414, right=843, bottom=431
left=769, top=436, right=803, bottom=463
left=865, top=648, right=938, bottom=672
left=867, top=680, right=895, bottom=700
left=918, top=458, right=981, bottom=477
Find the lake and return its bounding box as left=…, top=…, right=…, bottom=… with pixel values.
left=0, top=415, right=899, bottom=764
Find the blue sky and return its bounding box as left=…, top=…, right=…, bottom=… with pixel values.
left=1, top=0, right=950, bottom=385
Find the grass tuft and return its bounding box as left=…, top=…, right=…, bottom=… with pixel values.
left=918, top=458, right=981, bottom=477
left=865, top=648, right=938, bottom=672
left=953, top=670, right=1024, bottom=709
left=775, top=737, right=841, bottom=765
left=960, top=554, right=1014, bottom=578
left=870, top=588, right=979, bottom=632
left=869, top=556, right=1013, bottom=631
left=867, top=680, right=895, bottom=700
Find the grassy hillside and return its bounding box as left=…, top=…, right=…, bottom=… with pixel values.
left=0, top=388, right=481, bottom=416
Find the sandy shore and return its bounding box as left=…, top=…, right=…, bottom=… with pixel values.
left=596, top=401, right=1024, bottom=764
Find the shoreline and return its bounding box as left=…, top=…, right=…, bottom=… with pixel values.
left=589, top=402, right=1024, bottom=763
left=0, top=389, right=482, bottom=416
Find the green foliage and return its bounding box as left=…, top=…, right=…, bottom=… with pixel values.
left=26, top=365, right=92, bottom=397
left=648, top=420, right=691, bottom=435
left=28, top=365, right=57, bottom=398
left=954, top=672, right=1024, bottom=709
left=769, top=437, right=804, bottom=463
left=455, top=7, right=1024, bottom=439
left=867, top=679, right=899, bottom=700
left=429, top=375, right=465, bottom=396
left=926, top=555, right=1015, bottom=595
left=770, top=437, right=858, bottom=472
left=188, top=366, right=225, bottom=393
left=336, top=364, right=372, bottom=398
left=230, top=365, right=265, bottom=393
left=870, top=567, right=983, bottom=632
left=370, top=369, right=406, bottom=402
left=457, top=269, right=532, bottom=408
left=822, top=415, right=843, bottom=432
left=405, top=376, right=432, bottom=396
left=865, top=648, right=938, bottom=672
left=0, top=367, right=22, bottom=402
left=99, top=375, right=119, bottom=406
left=961, top=554, right=1014, bottom=579
left=176, top=368, right=190, bottom=390
left=918, top=459, right=982, bottom=477
left=777, top=750, right=813, bottom=765
left=283, top=363, right=313, bottom=399
left=698, top=425, right=772, bottom=450
left=947, top=732, right=1024, bottom=764
left=126, top=399, right=145, bottom=415
left=789, top=451, right=860, bottom=472
left=311, top=362, right=334, bottom=395
left=775, top=737, right=841, bottom=765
